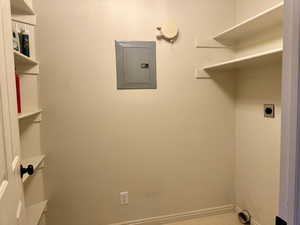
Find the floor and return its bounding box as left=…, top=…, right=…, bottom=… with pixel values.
left=163, top=213, right=241, bottom=225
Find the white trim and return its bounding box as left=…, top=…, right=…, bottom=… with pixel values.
left=235, top=206, right=261, bottom=225
left=11, top=155, right=19, bottom=172
left=0, top=180, right=8, bottom=200
left=16, top=201, right=23, bottom=220
left=108, top=205, right=234, bottom=225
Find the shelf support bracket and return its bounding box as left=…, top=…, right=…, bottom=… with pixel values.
left=195, top=38, right=230, bottom=49
left=194, top=68, right=211, bottom=79
left=33, top=113, right=42, bottom=123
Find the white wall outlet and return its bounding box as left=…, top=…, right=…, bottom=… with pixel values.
left=194, top=68, right=211, bottom=79
left=120, top=192, right=129, bottom=205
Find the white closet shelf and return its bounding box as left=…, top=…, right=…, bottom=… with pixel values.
left=22, top=155, right=46, bottom=183
left=204, top=48, right=283, bottom=72
left=14, top=51, right=39, bottom=66
left=10, top=0, right=35, bottom=15
left=18, top=109, right=42, bottom=120
left=214, top=2, right=283, bottom=44
left=24, top=201, right=48, bottom=225
left=12, top=16, right=36, bottom=26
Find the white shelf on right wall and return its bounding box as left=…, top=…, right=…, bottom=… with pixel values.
left=204, top=48, right=282, bottom=72
left=214, top=2, right=283, bottom=45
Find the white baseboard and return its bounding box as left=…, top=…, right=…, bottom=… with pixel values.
left=235, top=206, right=262, bottom=225
left=108, top=204, right=234, bottom=225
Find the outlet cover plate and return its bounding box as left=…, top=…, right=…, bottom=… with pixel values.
left=120, top=192, right=129, bottom=205
left=264, top=104, right=275, bottom=118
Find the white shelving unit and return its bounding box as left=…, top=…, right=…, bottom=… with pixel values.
left=11, top=0, right=47, bottom=223
left=11, top=0, right=36, bottom=27
left=10, top=0, right=35, bottom=15
left=24, top=201, right=48, bottom=225
left=12, top=16, right=36, bottom=26
left=214, top=2, right=283, bottom=44
left=14, top=51, right=39, bottom=65
left=18, top=109, right=42, bottom=120
left=202, top=3, right=284, bottom=74
left=204, top=48, right=282, bottom=72
left=22, top=155, right=45, bottom=183
left=12, top=20, right=39, bottom=74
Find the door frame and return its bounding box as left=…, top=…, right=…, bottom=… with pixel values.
left=279, top=0, right=300, bottom=225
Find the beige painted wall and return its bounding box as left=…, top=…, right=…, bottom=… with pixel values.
left=35, top=1, right=236, bottom=225
left=235, top=65, right=281, bottom=225
left=235, top=0, right=283, bottom=23
left=234, top=1, right=282, bottom=225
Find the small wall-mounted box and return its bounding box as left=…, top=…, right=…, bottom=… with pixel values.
left=115, top=41, right=157, bottom=89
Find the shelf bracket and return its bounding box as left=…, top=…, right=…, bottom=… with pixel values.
left=195, top=38, right=230, bottom=49
left=33, top=113, right=42, bottom=123
left=39, top=160, right=46, bottom=170
left=194, top=68, right=211, bottom=79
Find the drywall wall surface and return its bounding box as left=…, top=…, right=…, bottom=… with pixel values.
left=234, top=1, right=282, bottom=225
left=35, top=0, right=236, bottom=225
left=234, top=25, right=282, bottom=58
left=235, top=64, right=281, bottom=225
left=235, top=0, right=283, bottom=24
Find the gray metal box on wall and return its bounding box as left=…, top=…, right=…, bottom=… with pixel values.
left=115, top=41, right=157, bottom=89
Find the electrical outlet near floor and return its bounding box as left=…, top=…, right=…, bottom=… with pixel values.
left=120, top=192, right=129, bottom=205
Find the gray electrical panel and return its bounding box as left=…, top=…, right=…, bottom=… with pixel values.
left=115, top=41, right=157, bottom=89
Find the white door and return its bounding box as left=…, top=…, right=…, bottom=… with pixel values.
left=0, top=0, right=26, bottom=224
